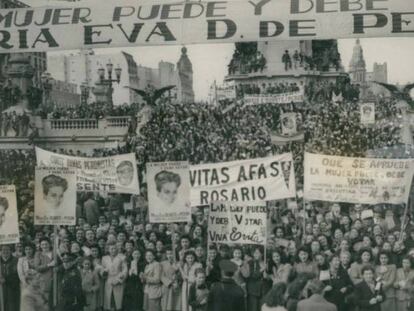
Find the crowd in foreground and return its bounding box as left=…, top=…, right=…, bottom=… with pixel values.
left=0, top=84, right=414, bottom=311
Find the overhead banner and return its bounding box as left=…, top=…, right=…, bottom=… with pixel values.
left=36, top=147, right=139, bottom=194
left=360, top=102, right=376, bottom=125
left=1, top=0, right=414, bottom=53
left=0, top=185, right=19, bottom=245
left=146, top=161, right=191, bottom=223
left=244, top=92, right=304, bottom=105
left=208, top=201, right=267, bottom=245
left=304, top=153, right=414, bottom=205
left=34, top=167, right=77, bottom=225
left=190, top=153, right=296, bottom=206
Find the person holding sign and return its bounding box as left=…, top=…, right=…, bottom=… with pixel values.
left=247, top=247, right=266, bottom=311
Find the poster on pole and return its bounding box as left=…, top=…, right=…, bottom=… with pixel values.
left=146, top=161, right=191, bottom=223
left=190, top=153, right=296, bottom=206
left=360, top=102, right=376, bottom=125
left=0, top=185, right=19, bottom=245
left=208, top=201, right=267, bottom=245
left=34, top=167, right=77, bottom=225
left=281, top=113, right=298, bottom=136
left=36, top=147, right=140, bottom=194
left=304, top=152, right=414, bottom=205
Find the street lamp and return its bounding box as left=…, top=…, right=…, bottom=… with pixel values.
left=79, top=81, right=90, bottom=105
left=41, top=72, right=53, bottom=109
left=96, top=61, right=122, bottom=107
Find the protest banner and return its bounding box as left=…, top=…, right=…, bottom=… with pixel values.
left=1, top=0, right=414, bottom=53
left=190, top=153, right=296, bottom=206
left=208, top=201, right=267, bottom=245
left=281, top=113, right=298, bottom=136
left=34, top=166, right=77, bottom=225
left=216, top=84, right=236, bottom=101
left=304, top=152, right=414, bottom=204
left=147, top=161, right=191, bottom=223
left=0, top=185, right=19, bottom=245
left=245, top=92, right=304, bottom=105
left=360, top=102, right=376, bottom=125
left=36, top=147, right=140, bottom=194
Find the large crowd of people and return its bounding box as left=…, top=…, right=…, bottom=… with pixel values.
left=0, top=50, right=414, bottom=311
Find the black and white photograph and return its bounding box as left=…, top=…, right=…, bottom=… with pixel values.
left=1, top=0, right=414, bottom=311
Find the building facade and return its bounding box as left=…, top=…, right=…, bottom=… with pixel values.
left=349, top=39, right=389, bottom=98
left=0, top=0, right=47, bottom=88
left=48, top=50, right=140, bottom=105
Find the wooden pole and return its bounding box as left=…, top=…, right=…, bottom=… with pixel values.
left=399, top=204, right=409, bottom=243
left=53, top=225, right=58, bottom=307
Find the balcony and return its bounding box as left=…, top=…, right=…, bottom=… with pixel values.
left=38, top=116, right=131, bottom=138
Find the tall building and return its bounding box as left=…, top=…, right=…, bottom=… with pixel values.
left=349, top=40, right=388, bottom=98
left=0, top=0, right=47, bottom=88
left=349, top=39, right=366, bottom=85
left=48, top=50, right=140, bottom=105
left=176, top=47, right=195, bottom=103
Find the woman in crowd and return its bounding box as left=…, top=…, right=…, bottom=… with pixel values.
left=354, top=266, right=385, bottom=311
left=80, top=257, right=100, bottom=311
left=181, top=250, right=203, bottom=311
left=394, top=256, right=414, bottom=311
left=375, top=251, right=397, bottom=311
left=247, top=247, right=266, bottom=311
left=231, top=246, right=249, bottom=297
left=17, top=243, right=36, bottom=294
left=20, top=271, right=49, bottom=311
left=293, top=247, right=318, bottom=278
left=266, top=249, right=292, bottom=284
left=161, top=247, right=182, bottom=311
left=143, top=249, right=163, bottom=311
left=34, top=237, right=54, bottom=307
left=349, top=248, right=373, bottom=285
left=188, top=268, right=209, bottom=311
left=124, top=248, right=145, bottom=311
left=261, top=282, right=288, bottom=311
left=322, top=255, right=353, bottom=311
left=101, top=242, right=128, bottom=311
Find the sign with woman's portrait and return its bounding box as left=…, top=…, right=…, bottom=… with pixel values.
left=0, top=185, right=19, bottom=245
left=34, top=167, right=77, bottom=225
left=147, top=162, right=191, bottom=223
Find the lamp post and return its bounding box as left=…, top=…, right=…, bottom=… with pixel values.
left=41, top=72, right=53, bottom=110
left=79, top=81, right=90, bottom=105
left=96, top=61, right=122, bottom=107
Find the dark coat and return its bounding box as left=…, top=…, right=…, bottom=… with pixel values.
left=56, top=264, right=85, bottom=311
left=1, top=255, right=20, bottom=311
left=354, top=280, right=385, bottom=311
left=246, top=260, right=265, bottom=297
left=323, top=268, right=354, bottom=311
left=207, top=278, right=245, bottom=311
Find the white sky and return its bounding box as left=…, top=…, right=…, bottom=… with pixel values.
left=92, top=38, right=414, bottom=101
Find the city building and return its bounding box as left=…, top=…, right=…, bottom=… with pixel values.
left=0, top=0, right=47, bottom=88
left=48, top=50, right=140, bottom=105
left=225, top=40, right=346, bottom=95
left=349, top=39, right=389, bottom=98
left=49, top=80, right=81, bottom=109
left=176, top=47, right=195, bottom=103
